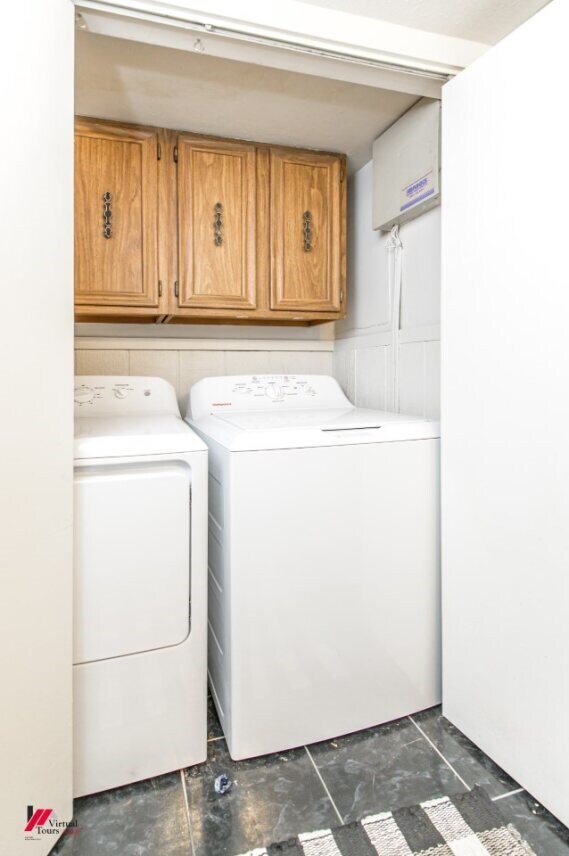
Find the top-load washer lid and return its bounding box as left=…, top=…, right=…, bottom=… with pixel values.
left=74, top=376, right=206, bottom=460
left=187, top=375, right=439, bottom=451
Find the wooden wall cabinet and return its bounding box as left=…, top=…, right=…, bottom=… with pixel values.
left=74, top=119, right=163, bottom=321
left=176, top=136, right=257, bottom=311
left=270, top=148, right=343, bottom=313
left=75, top=118, right=346, bottom=325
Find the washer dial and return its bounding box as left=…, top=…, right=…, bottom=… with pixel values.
left=265, top=382, right=283, bottom=400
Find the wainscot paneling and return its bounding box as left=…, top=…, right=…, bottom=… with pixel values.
left=334, top=157, right=440, bottom=419
left=75, top=338, right=334, bottom=412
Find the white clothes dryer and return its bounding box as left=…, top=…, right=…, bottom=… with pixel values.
left=74, top=376, right=207, bottom=796
left=187, top=374, right=440, bottom=760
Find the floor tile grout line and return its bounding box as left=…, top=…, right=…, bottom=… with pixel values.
left=304, top=745, right=344, bottom=826
left=408, top=715, right=471, bottom=792
left=180, top=769, right=197, bottom=856
left=492, top=788, right=525, bottom=802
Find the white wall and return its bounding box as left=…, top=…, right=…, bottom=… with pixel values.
left=0, top=3, right=74, bottom=854
left=334, top=160, right=440, bottom=417
left=442, top=0, right=569, bottom=827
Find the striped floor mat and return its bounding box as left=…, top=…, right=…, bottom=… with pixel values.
left=237, top=787, right=535, bottom=855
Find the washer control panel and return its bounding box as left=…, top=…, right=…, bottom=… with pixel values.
left=189, top=375, right=351, bottom=420
left=230, top=376, right=317, bottom=403
left=74, top=376, right=179, bottom=416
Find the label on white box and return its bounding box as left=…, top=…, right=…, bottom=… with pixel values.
left=400, top=170, right=435, bottom=212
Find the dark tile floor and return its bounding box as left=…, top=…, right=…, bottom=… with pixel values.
left=53, top=700, right=569, bottom=856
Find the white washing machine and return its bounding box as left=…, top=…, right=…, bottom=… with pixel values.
left=187, top=374, right=441, bottom=760
left=74, top=376, right=207, bottom=796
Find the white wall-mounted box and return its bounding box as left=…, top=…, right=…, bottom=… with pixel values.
left=373, top=97, right=441, bottom=232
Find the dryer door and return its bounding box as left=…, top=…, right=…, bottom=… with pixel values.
left=74, top=460, right=191, bottom=663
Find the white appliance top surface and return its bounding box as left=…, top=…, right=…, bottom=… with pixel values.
left=75, top=376, right=206, bottom=459
left=188, top=375, right=439, bottom=451
left=215, top=407, right=409, bottom=431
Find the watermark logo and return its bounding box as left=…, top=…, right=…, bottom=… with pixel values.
left=24, top=805, right=79, bottom=841
left=25, top=807, right=53, bottom=833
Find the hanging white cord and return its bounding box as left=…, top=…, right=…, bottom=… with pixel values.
left=386, top=224, right=403, bottom=411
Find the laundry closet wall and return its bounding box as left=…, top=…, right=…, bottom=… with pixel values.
left=334, top=160, right=441, bottom=417
left=74, top=324, right=334, bottom=412
left=75, top=161, right=439, bottom=413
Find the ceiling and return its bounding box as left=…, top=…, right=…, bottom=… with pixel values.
left=297, top=0, right=551, bottom=44
left=76, top=2, right=550, bottom=171
left=75, top=32, right=417, bottom=172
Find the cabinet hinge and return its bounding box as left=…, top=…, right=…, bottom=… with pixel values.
left=340, top=289, right=344, bottom=304
left=174, top=281, right=179, bottom=298
left=158, top=280, right=163, bottom=297
left=173, top=145, right=178, bottom=163
left=157, top=142, right=162, bottom=161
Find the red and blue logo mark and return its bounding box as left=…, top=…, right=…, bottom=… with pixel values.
left=25, top=805, right=79, bottom=840
left=25, top=807, right=53, bottom=832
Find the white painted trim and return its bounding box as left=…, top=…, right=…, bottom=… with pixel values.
left=335, top=330, right=392, bottom=348
left=76, top=0, right=487, bottom=71
left=75, top=0, right=488, bottom=97
left=335, top=324, right=440, bottom=346
left=400, top=324, right=440, bottom=344
left=75, top=337, right=334, bottom=352
left=77, top=6, right=442, bottom=98
left=1, top=2, right=74, bottom=851
left=335, top=322, right=392, bottom=342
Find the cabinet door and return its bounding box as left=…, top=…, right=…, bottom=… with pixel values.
left=270, top=149, right=342, bottom=312
left=75, top=120, right=159, bottom=307
left=177, top=136, right=256, bottom=310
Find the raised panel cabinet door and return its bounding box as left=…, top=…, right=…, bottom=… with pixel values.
left=177, top=136, right=256, bottom=309
left=75, top=120, right=159, bottom=307
left=270, top=149, right=342, bottom=312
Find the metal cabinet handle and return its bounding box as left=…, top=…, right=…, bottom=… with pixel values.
left=102, top=191, right=112, bottom=239
left=214, top=202, right=223, bottom=246
left=303, top=210, right=312, bottom=252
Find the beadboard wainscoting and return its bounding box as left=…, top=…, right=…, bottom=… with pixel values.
left=334, top=327, right=440, bottom=418
left=334, top=159, right=440, bottom=419
left=75, top=338, right=334, bottom=411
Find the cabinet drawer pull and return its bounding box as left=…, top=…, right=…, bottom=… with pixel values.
left=303, top=210, right=312, bottom=252
left=102, top=191, right=112, bottom=239
left=214, top=202, right=223, bottom=246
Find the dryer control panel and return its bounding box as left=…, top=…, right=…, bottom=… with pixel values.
left=74, top=376, right=180, bottom=416
left=189, top=375, right=351, bottom=420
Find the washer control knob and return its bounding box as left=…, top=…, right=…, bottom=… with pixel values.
left=74, top=386, right=94, bottom=405
left=113, top=387, right=128, bottom=399
left=265, top=382, right=282, bottom=400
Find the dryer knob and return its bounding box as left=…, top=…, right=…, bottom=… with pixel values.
left=74, top=386, right=94, bottom=405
